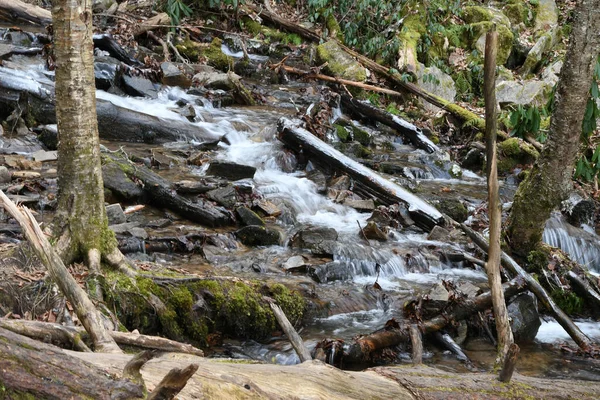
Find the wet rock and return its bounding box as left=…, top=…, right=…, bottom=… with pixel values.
left=254, top=200, right=282, bottom=217
left=32, top=150, right=57, bottom=162
left=235, top=225, right=281, bottom=246
left=129, top=227, right=149, bottom=240
left=416, top=64, right=456, bottom=112
left=461, top=146, right=485, bottom=171
left=122, top=75, right=160, bottom=98
left=457, top=282, right=481, bottom=298
left=94, top=56, right=120, bottom=90
left=106, top=203, right=126, bottom=225
left=437, top=199, right=469, bottom=223
left=171, top=103, right=196, bottom=121
left=146, top=218, right=172, bottom=229
left=309, top=261, right=350, bottom=283
left=192, top=65, right=240, bottom=90
left=362, top=221, right=387, bottom=241
left=306, top=169, right=327, bottom=193
left=206, top=185, right=237, bottom=208
left=316, top=40, right=367, bottom=82
left=0, top=134, right=44, bottom=155
left=109, top=222, right=141, bottom=234
left=0, top=166, right=10, bottom=184
left=508, top=292, right=541, bottom=343
left=101, top=163, right=143, bottom=201
left=282, top=255, right=308, bottom=273
left=291, top=226, right=338, bottom=256
left=236, top=206, right=265, bottom=226
left=427, top=225, right=451, bottom=242
left=5, top=32, right=32, bottom=47
left=206, top=160, right=256, bottom=180
left=7, top=194, right=39, bottom=206
left=161, top=62, right=191, bottom=88
left=35, top=125, right=58, bottom=151
left=343, top=198, right=375, bottom=212
left=174, top=179, right=218, bottom=194
left=329, top=175, right=351, bottom=191
left=562, top=195, right=596, bottom=228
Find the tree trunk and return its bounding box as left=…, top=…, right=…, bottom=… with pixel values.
left=506, top=0, right=600, bottom=256
left=484, top=27, right=514, bottom=365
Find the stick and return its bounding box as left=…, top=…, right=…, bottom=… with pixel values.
left=409, top=324, right=422, bottom=364
left=498, top=343, right=520, bottom=383
left=263, top=296, right=312, bottom=362
left=147, top=364, right=199, bottom=400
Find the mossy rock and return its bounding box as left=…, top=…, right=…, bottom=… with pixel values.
left=497, top=137, right=538, bottom=173
left=470, top=21, right=514, bottom=66
left=334, top=124, right=351, bottom=141
left=438, top=199, right=469, bottom=222
left=175, top=38, right=202, bottom=62
left=235, top=225, right=281, bottom=246
left=325, top=15, right=344, bottom=42
left=503, top=0, right=530, bottom=26
left=316, top=40, right=367, bottom=82
left=202, top=38, right=234, bottom=72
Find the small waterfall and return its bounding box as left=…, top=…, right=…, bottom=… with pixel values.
left=543, top=213, right=600, bottom=272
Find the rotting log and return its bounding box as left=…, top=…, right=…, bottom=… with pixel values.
left=340, top=94, right=439, bottom=153
left=134, top=12, right=171, bottom=37
left=264, top=296, right=312, bottom=362
left=0, top=319, right=205, bottom=356
left=344, top=277, right=526, bottom=365
left=103, top=154, right=234, bottom=227
left=0, top=327, right=143, bottom=399
left=277, top=118, right=444, bottom=230
left=246, top=5, right=321, bottom=42
left=0, top=0, right=51, bottom=26
left=460, top=224, right=594, bottom=352
left=0, top=191, right=122, bottom=354
left=0, top=65, right=223, bottom=144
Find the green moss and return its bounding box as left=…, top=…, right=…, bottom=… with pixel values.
left=335, top=124, right=350, bottom=141
left=468, top=21, right=514, bottom=65
left=325, top=15, right=344, bottom=42
left=499, top=138, right=521, bottom=157
left=175, top=38, right=201, bottom=62
left=463, top=6, right=495, bottom=23
left=282, top=34, right=303, bottom=46
left=242, top=17, right=262, bottom=36
left=316, top=40, right=367, bottom=82
left=526, top=248, right=550, bottom=274
left=551, top=289, right=584, bottom=315
left=202, top=38, right=234, bottom=72
left=504, top=1, right=529, bottom=26
left=270, top=283, right=305, bottom=324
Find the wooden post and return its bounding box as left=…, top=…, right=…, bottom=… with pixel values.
left=499, top=343, right=520, bottom=382
left=484, top=25, right=515, bottom=366
left=409, top=324, right=423, bottom=364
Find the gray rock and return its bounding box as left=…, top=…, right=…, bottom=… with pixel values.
left=534, top=0, right=558, bottom=32
left=161, top=62, right=191, bottom=88
left=206, top=160, right=256, bottom=180
left=235, top=225, right=281, bottom=246
left=129, top=227, right=149, bottom=240
left=520, top=29, right=558, bottom=76
left=508, top=293, right=541, bottom=343
left=329, top=175, right=351, bottom=191
left=236, top=206, right=265, bottom=226
left=105, top=203, right=126, bottom=225
left=282, top=255, right=308, bottom=272
left=192, top=65, right=240, bottom=90
left=427, top=225, right=451, bottom=242
left=416, top=64, right=456, bottom=112
left=290, top=226, right=338, bottom=256
left=32, top=150, right=58, bottom=162
left=109, top=222, right=141, bottom=234
left=316, top=40, right=367, bottom=82
left=343, top=198, right=375, bottom=211
left=94, top=56, right=120, bottom=90
left=306, top=169, right=327, bottom=193
left=309, top=261, right=351, bottom=283
left=362, top=221, right=387, bottom=241
left=541, top=60, right=563, bottom=87
left=457, top=282, right=481, bottom=298
left=437, top=199, right=469, bottom=223
left=102, top=163, right=143, bottom=201
left=206, top=185, right=237, bottom=208
left=496, top=79, right=553, bottom=108
left=0, top=166, right=10, bottom=184
left=122, top=75, right=160, bottom=98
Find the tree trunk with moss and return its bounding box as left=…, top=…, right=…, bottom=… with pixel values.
left=506, top=0, right=600, bottom=257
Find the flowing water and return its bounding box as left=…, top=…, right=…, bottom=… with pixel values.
left=3, top=55, right=600, bottom=380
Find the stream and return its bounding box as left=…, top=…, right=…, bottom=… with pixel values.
left=2, top=31, right=600, bottom=382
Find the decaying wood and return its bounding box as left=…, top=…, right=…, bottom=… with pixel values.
left=0, top=327, right=143, bottom=399
left=264, top=296, right=312, bottom=363
left=460, top=224, right=594, bottom=352
left=134, top=12, right=171, bottom=37
left=93, top=34, right=145, bottom=67
left=345, top=278, right=526, bottom=364
left=499, top=343, right=520, bottom=383
left=277, top=118, right=444, bottom=230
left=0, top=0, right=51, bottom=26
left=147, top=364, right=199, bottom=400
left=103, top=154, right=234, bottom=227
left=409, top=324, right=422, bottom=365
left=340, top=94, right=439, bottom=153
left=123, top=350, right=158, bottom=387
left=247, top=5, right=320, bottom=41
left=0, top=191, right=122, bottom=354
left=484, top=26, right=514, bottom=366
left=433, top=331, right=470, bottom=363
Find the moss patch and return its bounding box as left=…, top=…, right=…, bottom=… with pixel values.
left=202, top=38, right=234, bottom=72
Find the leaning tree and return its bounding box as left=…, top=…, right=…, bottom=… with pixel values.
left=506, top=0, right=600, bottom=256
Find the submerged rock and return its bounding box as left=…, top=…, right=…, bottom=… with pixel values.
left=235, top=225, right=281, bottom=246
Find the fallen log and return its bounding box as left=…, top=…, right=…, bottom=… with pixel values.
left=134, top=12, right=171, bottom=37
left=460, top=224, right=594, bottom=352
left=93, top=34, right=145, bottom=67
left=344, top=277, right=526, bottom=365
left=340, top=94, right=439, bottom=153
left=103, top=154, right=234, bottom=227
left=147, top=364, right=199, bottom=400
left=409, top=324, right=422, bottom=364
left=264, top=296, right=312, bottom=363
left=433, top=331, right=470, bottom=363
left=277, top=118, right=444, bottom=230
left=247, top=5, right=320, bottom=42
left=566, top=271, right=600, bottom=317
left=0, top=67, right=223, bottom=144
left=0, top=0, right=51, bottom=26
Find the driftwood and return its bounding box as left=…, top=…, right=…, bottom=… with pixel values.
left=0, top=190, right=122, bottom=354
left=433, top=331, right=470, bottom=363
left=340, top=94, right=439, bottom=153
left=409, top=324, right=422, bottom=364
left=104, top=154, right=233, bottom=227
left=0, top=0, right=51, bottom=26
left=0, top=319, right=205, bottom=356
left=264, top=296, right=312, bottom=363
left=499, top=343, right=520, bottom=383
left=460, top=224, right=594, bottom=352
left=277, top=118, right=444, bottom=230
left=0, top=66, right=222, bottom=145
left=134, top=12, right=171, bottom=37
left=344, top=277, right=526, bottom=365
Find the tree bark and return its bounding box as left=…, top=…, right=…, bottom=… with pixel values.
left=507, top=0, right=600, bottom=256
left=484, top=27, right=514, bottom=365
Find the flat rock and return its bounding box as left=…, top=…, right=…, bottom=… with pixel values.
left=106, top=203, right=126, bottom=225
left=235, top=225, right=281, bottom=246
left=129, top=227, right=149, bottom=240
left=122, top=75, right=160, bottom=98
left=416, top=64, right=456, bottom=112
left=290, top=226, right=338, bottom=256
left=32, top=150, right=58, bottom=162
left=282, top=255, right=308, bottom=273
left=174, top=180, right=218, bottom=194
left=496, top=79, right=553, bottom=108
left=254, top=200, right=282, bottom=217
left=206, top=185, right=237, bottom=208
left=161, top=62, right=192, bottom=88
left=205, top=160, right=256, bottom=181
left=236, top=206, right=265, bottom=226
left=343, top=198, right=375, bottom=212
left=7, top=194, right=40, bottom=205
left=109, top=222, right=141, bottom=234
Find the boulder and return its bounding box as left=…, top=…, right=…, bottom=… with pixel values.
left=236, top=206, right=265, bottom=226
left=416, top=64, right=456, bottom=112
left=101, top=163, right=143, bottom=201
left=508, top=293, right=541, bottom=343
left=121, top=75, right=160, bottom=98
left=161, top=62, right=191, bottom=88
left=192, top=65, right=240, bottom=90
left=534, top=0, right=558, bottom=33
left=235, top=225, right=281, bottom=246
left=290, top=226, right=338, bottom=256
left=362, top=221, right=387, bottom=241
left=94, top=56, right=121, bottom=90
left=316, top=40, right=367, bottom=82
left=0, top=166, right=11, bottom=184
left=105, top=203, right=126, bottom=225
left=520, top=29, right=558, bottom=76
left=427, top=225, right=451, bottom=242
left=463, top=6, right=514, bottom=65
left=306, top=169, right=327, bottom=194
left=206, top=161, right=256, bottom=181
left=206, top=186, right=237, bottom=208
left=437, top=199, right=469, bottom=223
left=282, top=255, right=308, bottom=273
left=496, top=79, right=553, bottom=108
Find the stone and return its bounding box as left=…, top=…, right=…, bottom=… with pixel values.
left=316, top=40, right=367, bottom=82
left=129, top=227, right=149, bottom=240
left=11, top=171, right=41, bottom=180
left=0, top=166, right=10, bottom=184
left=192, top=65, right=240, bottom=90
left=146, top=219, right=172, bottom=229
left=236, top=206, right=265, bottom=226
left=496, top=79, right=553, bottom=108
left=282, top=255, right=308, bottom=273
left=461, top=146, right=484, bottom=170
left=457, top=282, right=481, bottom=298
left=290, top=226, right=338, bottom=256
left=105, top=204, right=126, bottom=225
left=362, top=221, right=387, bottom=241
left=464, top=6, right=514, bottom=65
left=427, top=225, right=451, bottom=242
left=508, top=292, right=541, bottom=343
left=416, top=64, right=456, bottom=112
left=254, top=200, right=282, bottom=217
left=109, top=222, right=141, bottom=234
left=305, top=169, right=327, bottom=193
left=121, top=75, right=160, bottom=98
left=329, top=175, right=351, bottom=191
left=343, top=198, right=375, bottom=212
left=520, top=29, right=558, bottom=76
left=534, top=0, right=558, bottom=33
left=437, top=199, right=469, bottom=223
left=7, top=194, right=40, bottom=206
left=206, top=186, right=237, bottom=208
left=541, top=60, right=562, bottom=87
left=102, top=163, right=143, bottom=201
left=235, top=225, right=281, bottom=246
left=174, top=180, right=217, bottom=194
left=206, top=160, right=256, bottom=180
left=32, top=150, right=58, bottom=162
left=161, top=62, right=192, bottom=88
left=94, top=56, right=120, bottom=90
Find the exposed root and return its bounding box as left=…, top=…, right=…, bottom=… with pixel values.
left=105, top=247, right=138, bottom=277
